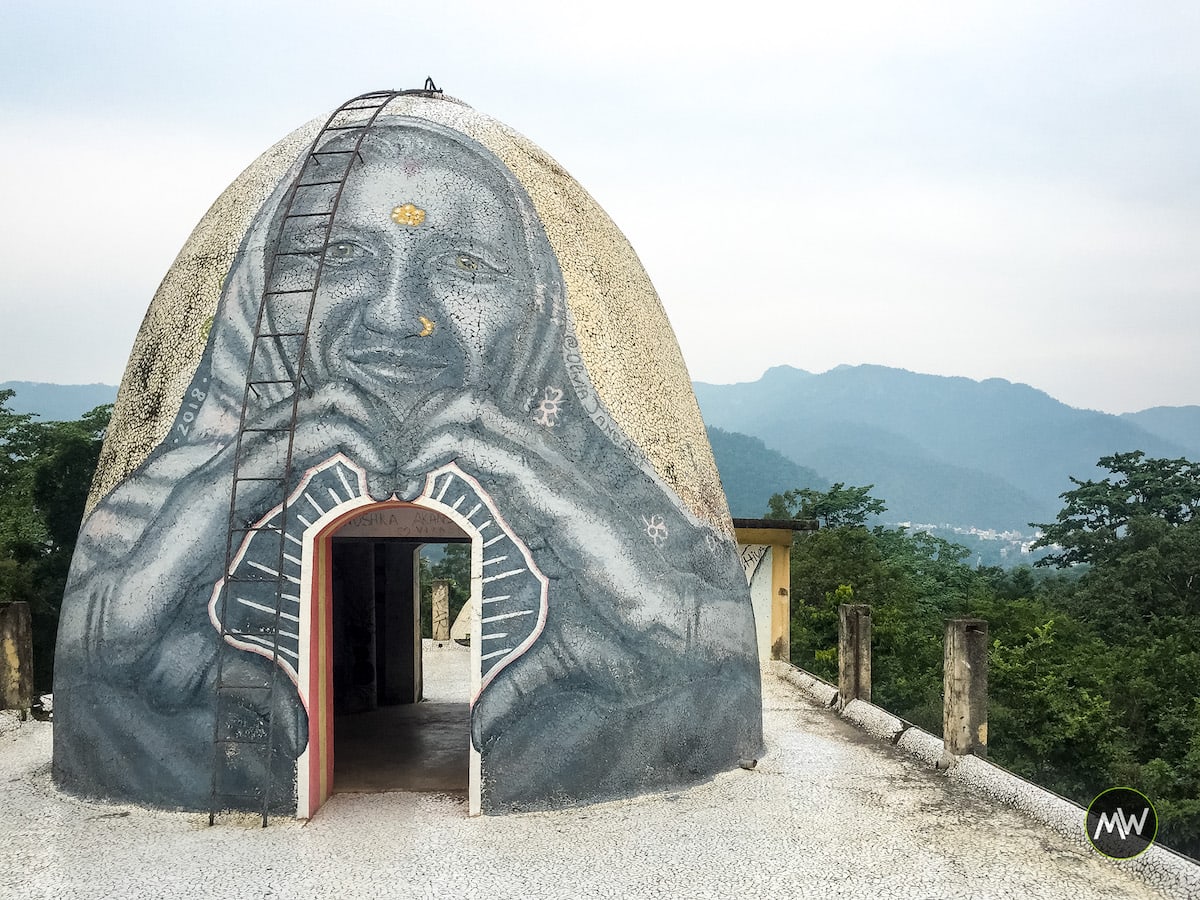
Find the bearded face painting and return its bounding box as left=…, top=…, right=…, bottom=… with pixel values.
left=53, top=91, right=764, bottom=816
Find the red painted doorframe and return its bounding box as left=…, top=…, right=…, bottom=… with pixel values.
left=301, top=499, right=417, bottom=818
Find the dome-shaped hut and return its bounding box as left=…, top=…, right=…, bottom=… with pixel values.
left=53, top=87, right=763, bottom=819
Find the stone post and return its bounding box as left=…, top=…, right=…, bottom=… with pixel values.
left=837, top=604, right=871, bottom=709
left=0, top=601, right=34, bottom=716
left=431, top=579, right=452, bottom=642
left=944, top=618, right=988, bottom=758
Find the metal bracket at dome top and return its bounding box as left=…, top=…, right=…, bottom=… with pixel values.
left=307, top=84, right=447, bottom=170
left=353, top=80, right=444, bottom=101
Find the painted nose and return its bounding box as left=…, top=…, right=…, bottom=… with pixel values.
left=361, top=247, right=425, bottom=337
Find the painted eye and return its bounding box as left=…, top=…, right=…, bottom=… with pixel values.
left=328, top=241, right=366, bottom=261
left=455, top=253, right=482, bottom=272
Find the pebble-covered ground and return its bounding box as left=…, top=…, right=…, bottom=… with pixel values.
left=0, top=655, right=1190, bottom=899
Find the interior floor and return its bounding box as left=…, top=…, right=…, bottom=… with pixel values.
left=333, top=641, right=471, bottom=794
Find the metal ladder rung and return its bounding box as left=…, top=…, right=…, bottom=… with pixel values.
left=321, top=125, right=368, bottom=131
left=225, top=545, right=280, bottom=556
left=210, top=791, right=268, bottom=803
left=311, top=149, right=357, bottom=156
left=230, top=524, right=283, bottom=535
left=294, top=180, right=343, bottom=188
left=247, top=378, right=300, bottom=386
left=282, top=211, right=333, bottom=219
left=255, top=330, right=307, bottom=337
left=263, top=288, right=315, bottom=295
left=213, top=736, right=274, bottom=746
left=215, top=682, right=274, bottom=693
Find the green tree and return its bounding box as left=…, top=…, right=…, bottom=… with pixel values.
left=1032, top=451, right=1200, bottom=569
left=775, top=484, right=969, bottom=731
left=1027, top=452, right=1200, bottom=854
left=768, top=482, right=886, bottom=528
left=419, top=542, right=471, bottom=638
left=0, top=391, right=110, bottom=690
left=784, top=500, right=887, bottom=679
left=0, top=391, right=46, bottom=555
left=773, top=461, right=1200, bottom=857
left=966, top=596, right=1126, bottom=797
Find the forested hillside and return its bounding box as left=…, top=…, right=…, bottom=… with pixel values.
left=1122, top=406, right=1200, bottom=458
left=706, top=426, right=827, bottom=517
left=695, top=365, right=1189, bottom=532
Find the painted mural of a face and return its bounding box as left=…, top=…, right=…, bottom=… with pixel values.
left=53, top=118, right=763, bottom=813
left=271, top=129, right=542, bottom=402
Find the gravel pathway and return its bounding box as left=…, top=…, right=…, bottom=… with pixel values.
left=0, top=658, right=1189, bottom=899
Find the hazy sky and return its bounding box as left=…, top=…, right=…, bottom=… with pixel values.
left=1, top=1, right=1197, bottom=414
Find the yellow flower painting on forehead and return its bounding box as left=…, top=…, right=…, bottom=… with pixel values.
left=391, top=203, right=426, bottom=227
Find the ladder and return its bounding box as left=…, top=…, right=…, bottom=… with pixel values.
left=207, top=83, right=441, bottom=826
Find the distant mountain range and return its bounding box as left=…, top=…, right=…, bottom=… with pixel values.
left=706, top=426, right=829, bottom=518
left=1, top=381, right=118, bottom=422
left=1120, top=406, right=1200, bottom=458
left=6, top=373, right=1199, bottom=543
left=696, top=365, right=1200, bottom=531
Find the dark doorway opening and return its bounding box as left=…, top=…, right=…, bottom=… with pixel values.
left=330, top=537, right=471, bottom=794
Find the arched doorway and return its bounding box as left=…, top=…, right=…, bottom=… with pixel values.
left=327, top=518, right=471, bottom=795
left=292, top=460, right=486, bottom=819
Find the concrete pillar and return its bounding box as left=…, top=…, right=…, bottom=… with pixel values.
left=333, top=542, right=377, bottom=714
left=375, top=542, right=422, bottom=705
left=0, top=601, right=34, bottom=715
left=837, top=604, right=871, bottom=709
left=408, top=545, right=423, bottom=703
left=771, top=545, right=791, bottom=662
left=944, top=618, right=988, bottom=758
left=431, top=579, right=451, bottom=642
left=374, top=542, right=401, bottom=705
